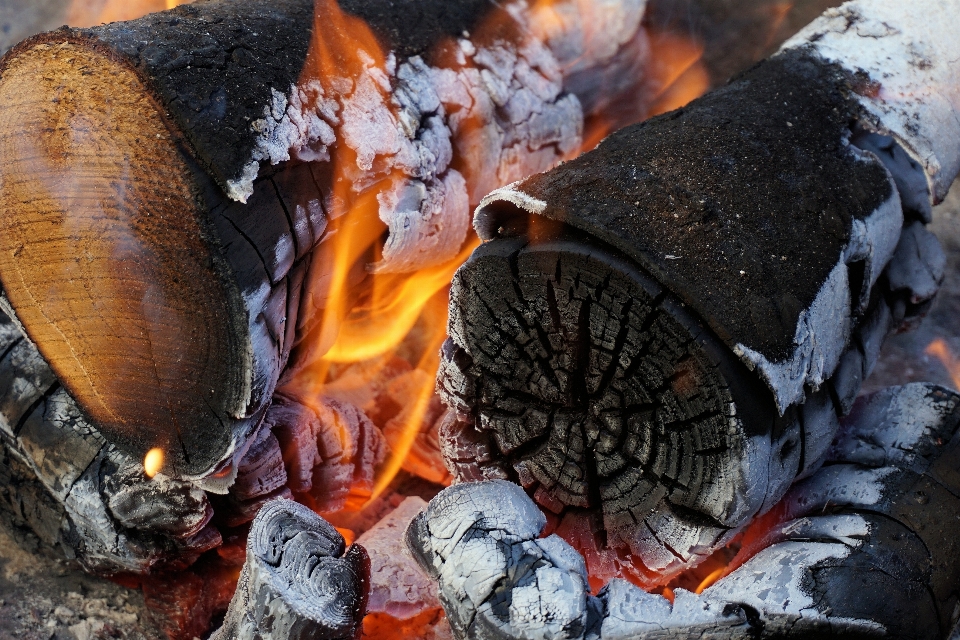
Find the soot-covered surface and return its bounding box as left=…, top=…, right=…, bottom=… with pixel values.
left=341, top=0, right=495, bottom=60
left=506, top=48, right=892, bottom=362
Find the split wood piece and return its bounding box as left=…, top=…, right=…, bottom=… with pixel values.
left=0, top=0, right=650, bottom=480
left=266, top=394, right=387, bottom=514
left=319, top=357, right=453, bottom=486
left=442, top=12, right=954, bottom=581
left=210, top=499, right=369, bottom=640
left=0, top=308, right=219, bottom=575
left=409, top=384, right=960, bottom=639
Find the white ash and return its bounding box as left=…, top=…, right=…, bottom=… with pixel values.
left=211, top=499, right=366, bottom=640
left=829, top=382, right=960, bottom=469
left=735, top=183, right=903, bottom=413
left=407, top=480, right=886, bottom=640
left=405, top=479, right=599, bottom=640
left=355, top=496, right=441, bottom=621
left=229, top=0, right=650, bottom=273
left=781, top=0, right=960, bottom=203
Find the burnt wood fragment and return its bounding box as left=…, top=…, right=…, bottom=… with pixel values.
left=210, top=499, right=369, bottom=640
left=410, top=383, right=960, bottom=639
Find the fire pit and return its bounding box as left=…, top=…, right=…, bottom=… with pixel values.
left=0, top=0, right=957, bottom=638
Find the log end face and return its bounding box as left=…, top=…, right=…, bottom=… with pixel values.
left=441, top=235, right=770, bottom=583
left=0, top=40, right=252, bottom=476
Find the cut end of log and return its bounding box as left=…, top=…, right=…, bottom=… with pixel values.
left=0, top=37, right=251, bottom=475
left=440, top=231, right=782, bottom=578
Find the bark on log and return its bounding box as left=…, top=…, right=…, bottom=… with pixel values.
left=408, top=383, right=960, bottom=639
left=0, top=307, right=219, bottom=575
left=209, top=498, right=369, bottom=640
left=0, top=0, right=650, bottom=479
left=440, top=0, right=955, bottom=583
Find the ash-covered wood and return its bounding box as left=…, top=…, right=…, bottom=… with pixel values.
left=0, top=307, right=218, bottom=575
left=0, top=0, right=650, bottom=480
left=411, top=383, right=960, bottom=639
left=442, top=2, right=956, bottom=581
left=210, top=499, right=369, bottom=640
left=405, top=479, right=598, bottom=640
left=266, top=393, right=387, bottom=513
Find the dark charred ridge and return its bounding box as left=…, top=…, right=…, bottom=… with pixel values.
left=442, top=226, right=768, bottom=572
left=340, top=0, right=498, bottom=61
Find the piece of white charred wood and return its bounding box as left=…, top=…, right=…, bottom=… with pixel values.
left=355, top=496, right=442, bottom=622
left=266, top=394, right=387, bottom=513
left=782, top=0, right=960, bottom=205
left=0, top=308, right=218, bottom=575
left=210, top=499, right=369, bottom=640
left=405, top=479, right=601, bottom=640
left=0, top=0, right=652, bottom=480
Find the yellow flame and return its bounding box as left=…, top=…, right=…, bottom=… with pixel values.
left=144, top=447, right=164, bottom=478
left=66, top=0, right=191, bottom=27
left=925, top=338, right=960, bottom=390
left=694, top=566, right=727, bottom=594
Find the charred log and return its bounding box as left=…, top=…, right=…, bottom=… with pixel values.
left=408, top=383, right=960, bottom=640
left=0, top=307, right=217, bottom=575
left=0, top=0, right=650, bottom=479
left=439, top=1, right=956, bottom=582
left=209, top=498, right=369, bottom=640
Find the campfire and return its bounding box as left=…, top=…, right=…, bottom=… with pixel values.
left=0, top=0, right=957, bottom=638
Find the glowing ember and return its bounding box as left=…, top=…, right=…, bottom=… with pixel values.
left=925, top=338, right=960, bottom=389
left=144, top=447, right=164, bottom=478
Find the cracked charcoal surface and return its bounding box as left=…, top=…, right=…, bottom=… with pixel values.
left=414, top=386, right=960, bottom=639
left=211, top=499, right=369, bottom=640
left=441, top=234, right=784, bottom=580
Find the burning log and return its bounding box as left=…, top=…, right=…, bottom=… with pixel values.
left=209, top=499, right=369, bottom=640
left=0, top=307, right=219, bottom=575
left=0, top=0, right=651, bottom=479
left=408, top=383, right=960, bottom=639
left=438, top=0, right=955, bottom=583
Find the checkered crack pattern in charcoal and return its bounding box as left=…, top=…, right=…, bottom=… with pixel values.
left=0, top=307, right=217, bottom=575
left=441, top=237, right=747, bottom=565
left=410, top=385, right=960, bottom=640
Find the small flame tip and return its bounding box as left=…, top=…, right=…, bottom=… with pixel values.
left=144, top=447, right=164, bottom=478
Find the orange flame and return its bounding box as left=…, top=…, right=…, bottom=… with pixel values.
left=694, top=566, right=727, bottom=594
left=144, top=447, right=164, bottom=478
left=645, top=30, right=711, bottom=117
left=925, top=338, right=960, bottom=390
left=66, top=0, right=191, bottom=27
left=290, top=0, right=477, bottom=502
left=287, top=0, right=715, bottom=507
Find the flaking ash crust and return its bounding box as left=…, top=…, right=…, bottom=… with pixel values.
left=50, top=0, right=647, bottom=271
